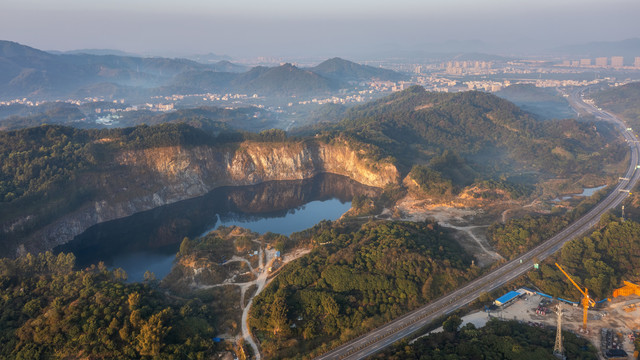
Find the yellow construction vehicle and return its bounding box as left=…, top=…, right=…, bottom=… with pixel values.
left=556, top=263, right=596, bottom=332
left=613, top=281, right=640, bottom=298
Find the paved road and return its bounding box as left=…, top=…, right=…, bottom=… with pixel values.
left=313, top=87, right=640, bottom=360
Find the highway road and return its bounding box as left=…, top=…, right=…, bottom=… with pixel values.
left=313, top=87, right=640, bottom=360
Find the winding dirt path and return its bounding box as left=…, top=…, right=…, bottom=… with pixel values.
left=196, top=245, right=311, bottom=359
left=439, top=222, right=503, bottom=266
left=222, top=255, right=255, bottom=273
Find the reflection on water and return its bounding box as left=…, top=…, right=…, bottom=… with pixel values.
left=111, top=251, right=176, bottom=284
left=55, top=174, right=378, bottom=282
left=206, top=199, right=352, bottom=237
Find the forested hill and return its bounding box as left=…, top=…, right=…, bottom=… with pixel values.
left=0, top=40, right=214, bottom=99
left=308, top=57, right=406, bottom=82
left=337, top=85, right=538, bottom=153
left=0, top=123, right=226, bottom=203
left=592, top=82, right=640, bottom=128
left=165, top=63, right=341, bottom=96
left=0, top=252, right=219, bottom=359
left=249, top=220, right=476, bottom=359
left=495, top=83, right=575, bottom=120
left=328, top=86, right=623, bottom=176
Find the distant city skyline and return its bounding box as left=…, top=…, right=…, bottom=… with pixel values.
left=2, top=0, right=640, bottom=59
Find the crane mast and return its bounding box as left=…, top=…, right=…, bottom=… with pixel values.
left=555, top=263, right=595, bottom=332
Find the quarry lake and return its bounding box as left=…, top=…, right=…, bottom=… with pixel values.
left=56, top=174, right=378, bottom=282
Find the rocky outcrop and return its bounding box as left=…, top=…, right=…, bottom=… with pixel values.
left=116, top=140, right=397, bottom=189
left=15, top=139, right=399, bottom=254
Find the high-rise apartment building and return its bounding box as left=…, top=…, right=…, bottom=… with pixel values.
left=595, top=57, right=608, bottom=67
left=611, top=56, right=624, bottom=68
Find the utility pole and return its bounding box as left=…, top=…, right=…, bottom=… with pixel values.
left=554, top=302, right=565, bottom=359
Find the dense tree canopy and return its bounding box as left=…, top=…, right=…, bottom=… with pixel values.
left=488, top=186, right=609, bottom=259
left=0, top=125, right=97, bottom=202
left=0, top=252, right=218, bottom=359
left=528, top=214, right=640, bottom=301
left=249, top=220, right=476, bottom=359
left=331, top=86, right=624, bottom=178
left=593, top=82, right=640, bottom=128
left=379, top=318, right=597, bottom=360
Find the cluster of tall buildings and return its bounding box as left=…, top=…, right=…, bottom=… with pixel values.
left=561, top=56, right=640, bottom=68
left=442, top=61, right=493, bottom=75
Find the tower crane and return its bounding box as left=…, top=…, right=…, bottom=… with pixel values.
left=613, top=281, right=640, bottom=298
left=555, top=263, right=596, bottom=332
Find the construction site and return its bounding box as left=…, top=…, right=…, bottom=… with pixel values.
left=452, top=265, right=640, bottom=359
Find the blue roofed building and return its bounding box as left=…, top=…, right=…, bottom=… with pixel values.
left=494, top=290, right=523, bottom=307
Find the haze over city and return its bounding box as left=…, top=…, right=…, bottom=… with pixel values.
left=3, top=0, right=640, bottom=58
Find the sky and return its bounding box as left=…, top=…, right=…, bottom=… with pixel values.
left=2, top=0, right=640, bottom=59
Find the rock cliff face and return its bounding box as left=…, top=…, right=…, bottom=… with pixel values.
left=17, top=139, right=399, bottom=254
left=117, top=140, right=397, bottom=189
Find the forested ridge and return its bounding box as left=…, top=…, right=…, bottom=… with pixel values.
left=0, top=123, right=298, bottom=205
left=0, top=125, right=97, bottom=202
left=487, top=186, right=609, bottom=259
left=0, top=252, right=218, bottom=359
left=327, top=86, right=624, bottom=178
left=249, top=220, right=477, bottom=359
left=495, top=83, right=575, bottom=120
left=592, top=82, right=640, bottom=128
left=379, top=318, right=596, bottom=360
left=0, top=123, right=225, bottom=204
left=528, top=214, right=640, bottom=302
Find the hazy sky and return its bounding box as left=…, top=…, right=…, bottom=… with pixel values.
left=2, top=0, right=639, bottom=58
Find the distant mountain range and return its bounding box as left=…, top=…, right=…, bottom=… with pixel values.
left=0, top=40, right=216, bottom=99
left=47, top=49, right=142, bottom=57
left=166, top=58, right=406, bottom=96
left=167, top=63, right=339, bottom=96
left=185, top=52, right=234, bottom=63
left=0, top=41, right=406, bottom=100
left=307, top=57, right=405, bottom=82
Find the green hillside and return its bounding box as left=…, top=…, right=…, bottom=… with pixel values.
left=249, top=220, right=477, bottom=359
left=329, top=86, right=623, bottom=179
left=166, top=63, right=339, bottom=96
left=495, top=84, right=575, bottom=120
left=380, top=318, right=596, bottom=360
left=236, top=63, right=338, bottom=95
left=309, top=57, right=405, bottom=82
left=0, top=252, right=219, bottom=359
left=592, top=82, right=640, bottom=127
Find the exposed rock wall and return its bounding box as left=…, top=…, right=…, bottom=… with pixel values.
left=16, top=139, right=399, bottom=254
left=116, top=140, right=397, bottom=189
